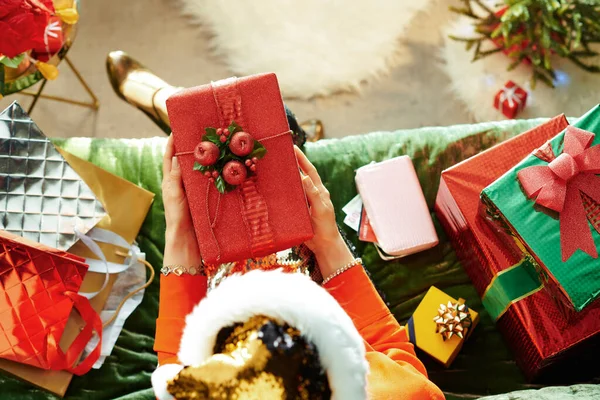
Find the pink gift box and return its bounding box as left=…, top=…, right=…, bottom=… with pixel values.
left=355, top=156, right=438, bottom=257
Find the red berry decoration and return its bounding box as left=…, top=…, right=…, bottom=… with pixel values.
left=223, top=160, right=247, bottom=186
left=194, top=142, right=220, bottom=166
left=229, top=131, right=254, bottom=157
left=195, top=121, right=267, bottom=193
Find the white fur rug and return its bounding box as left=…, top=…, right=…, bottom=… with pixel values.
left=178, top=0, right=433, bottom=99
left=442, top=15, right=600, bottom=122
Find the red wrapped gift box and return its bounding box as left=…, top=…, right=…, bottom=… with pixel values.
left=167, top=73, right=314, bottom=264
left=435, top=115, right=600, bottom=381
left=494, top=81, right=528, bottom=119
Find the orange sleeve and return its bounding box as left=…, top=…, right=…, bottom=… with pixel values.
left=154, top=274, right=208, bottom=365
left=325, top=266, right=445, bottom=400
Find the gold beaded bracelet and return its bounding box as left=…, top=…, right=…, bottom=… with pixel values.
left=161, top=264, right=206, bottom=277
left=321, top=258, right=362, bottom=286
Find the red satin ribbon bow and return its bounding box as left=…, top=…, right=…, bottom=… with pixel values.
left=517, top=126, right=600, bottom=261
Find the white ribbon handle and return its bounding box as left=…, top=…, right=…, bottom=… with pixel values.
left=74, top=228, right=139, bottom=300
left=74, top=229, right=110, bottom=300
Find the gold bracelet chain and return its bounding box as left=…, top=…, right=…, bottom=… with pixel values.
left=321, top=258, right=362, bottom=285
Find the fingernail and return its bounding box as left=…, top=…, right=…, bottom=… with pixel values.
left=172, top=156, right=179, bottom=170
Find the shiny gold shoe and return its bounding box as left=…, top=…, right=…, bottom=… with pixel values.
left=299, top=119, right=324, bottom=142
left=106, top=51, right=179, bottom=134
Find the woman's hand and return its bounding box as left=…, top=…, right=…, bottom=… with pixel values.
left=162, top=135, right=202, bottom=269
left=295, top=146, right=354, bottom=279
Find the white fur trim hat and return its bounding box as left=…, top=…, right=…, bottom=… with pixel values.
left=152, top=269, right=369, bottom=399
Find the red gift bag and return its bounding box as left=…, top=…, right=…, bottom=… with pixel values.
left=167, top=74, right=314, bottom=264
left=0, top=230, right=102, bottom=375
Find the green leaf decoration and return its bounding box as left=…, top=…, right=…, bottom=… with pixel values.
left=221, top=153, right=237, bottom=164
left=0, top=54, right=25, bottom=69
left=250, top=140, right=267, bottom=159
left=215, top=175, right=226, bottom=194
left=193, top=162, right=210, bottom=173
left=228, top=121, right=244, bottom=135
left=203, top=128, right=221, bottom=145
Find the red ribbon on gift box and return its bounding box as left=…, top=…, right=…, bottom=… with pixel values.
left=177, top=79, right=294, bottom=261
left=517, top=126, right=600, bottom=261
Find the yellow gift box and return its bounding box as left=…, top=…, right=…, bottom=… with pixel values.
left=406, top=286, right=479, bottom=368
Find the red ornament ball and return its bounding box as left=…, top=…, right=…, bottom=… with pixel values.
left=222, top=160, right=247, bottom=186
left=194, top=141, right=220, bottom=166
left=229, top=131, right=254, bottom=157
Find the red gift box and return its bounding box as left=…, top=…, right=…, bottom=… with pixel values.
left=494, top=81, right=528, bottom=119
left=435, top=115, right=600, bottom=381
left=167, top=74, right=314, bottom=264
left=32, top=16, right=64, bottom=62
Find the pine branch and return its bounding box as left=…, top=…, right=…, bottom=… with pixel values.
left=568, top=54, right=600, bottom=73
left=449, top=0, right=600, bottom=88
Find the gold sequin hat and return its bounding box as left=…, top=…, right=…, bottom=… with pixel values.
left=152, top=269, right=368, bottom=400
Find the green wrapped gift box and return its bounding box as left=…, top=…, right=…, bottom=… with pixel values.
left=481, top=105, right=600, bottom=313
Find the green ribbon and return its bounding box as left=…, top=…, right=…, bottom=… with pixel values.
left=481, top=257, right=543, bottom=321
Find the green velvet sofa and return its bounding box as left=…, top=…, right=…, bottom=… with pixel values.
left=1, top=118, right=599, bottom=399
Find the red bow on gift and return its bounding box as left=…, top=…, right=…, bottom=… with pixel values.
left=517, top=126, right=600, bottom=261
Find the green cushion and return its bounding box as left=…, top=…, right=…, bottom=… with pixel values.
left=1, top=118, right=598, bottom=399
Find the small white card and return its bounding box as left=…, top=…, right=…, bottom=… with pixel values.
left=342, top=194, right=362, bottom=232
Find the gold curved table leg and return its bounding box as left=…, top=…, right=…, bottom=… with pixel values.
left=26, top=79, right=48, bottom=114
left=20, top=55, right=100, bottom=114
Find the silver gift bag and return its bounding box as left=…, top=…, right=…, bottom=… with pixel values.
left=0, top=102, right=106, bottom=250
